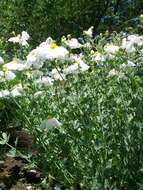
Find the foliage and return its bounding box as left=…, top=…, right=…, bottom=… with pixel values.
left=0, top=25, right=143, bottom=189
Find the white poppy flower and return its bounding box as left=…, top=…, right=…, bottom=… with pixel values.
left=92, top=52, right=106, bottom=62
left=127, top=60, right=136, bottom=67
left=0, top=57, right=4, bottom=64
left=0, top=71, right=5, bottom=82
left=40, top=118, right=62, bottom=129
left=8, top=31, right=30, bottom=46
left=21, top=31, right=30, bottom=41
left=0, top=71, right=4, bottom=77
left=4, top=60, right=26, bottom=71
left=108, top=69, right=119, bottom=77
left=5, top=71, right=16, bottom=81
left=26, top=49, right=44, bottom=69
left=65, top=38, right=83, bottom=49
left=10, top=88, right=22, bottom=97
left=83, top=26, right=94, bottom=38
left=127, top=35, right=143, bottom=46
left=45, top=44, right=69, bottom=60
left=37, top=43, right=68, bottom=60
left=0, top=90, right=10, bottom=97
left=121, top=34, right=143, bottom=53
left=27, top=42, right=69, bottom=68
left=8, top=35, right=21, bottom=43
left=104, top=44, right=120, bottom=54
left=78, top=59, right=90, bottom=72
left=64, top=59, right=89, bottom=75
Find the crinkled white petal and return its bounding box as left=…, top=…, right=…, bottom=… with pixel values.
left=40, top=118, right=62, bottom=129
left=5, top=71, right=16, bottom=81
left=65, top=38, right=83, bottom=49
left=0, top=90, right=10, bottom=97
left=8, top=31, right=29, bottom=46
left=21, top=31, right=30, bottom=41
left=121, top=34, right=143, bottom=53
left=92, top=53, right=106, bottom=62
left=104, top=44, right=120, bottom=54
left=10, top=88, right=22, bottom=97
left=8, top=36, right=20, bottom=43
left=64, top=60, right=89, bottom=75
left=83, top=26, right=93, bottom=37
left=4, top=63, right=26, bottom=71
left=64, top=63, right=79, bottom=75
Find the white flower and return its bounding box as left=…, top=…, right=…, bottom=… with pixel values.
left=83, top=42, right=92, bottom=49
left=42, top=44, right=69, bottom=60
left=0, top=90, right=10, bottom=98
left=121, top=34, right=143, bottom=53
left=10, top=88, right=22, bottom=97
left=3, top=59, right=26, bottom=71
left=92, top=52, right=106, bottom=62
left=83, top=26, right=94, bottom=37
left=27, top=49, right=38, bottom=63
left=8, top=35, right=21, bottom=43
left=65, top=38, right=82, bottom=49
left=120, top=61, right=136, bottom=68
left=127, top=35, right=143, bottom=46
left=26, top=42, right=69, bottom=68
left=64, top=63, right=79, bottom=75
left=0, top=71, right=5, bottom=82
left=50, top=68, right=65, bottom=81
left=12, top=84, right=23, bottom=92
left=40, top=118, right=62, bottom=129
left=0, top=71, right=4, bottom=77
left=121, top=38, right=135, bottom=53
left=5, top=71, right=16, bottom=81
left=104, top=44, right=120, bottom=54
left=78, top=59, right=90, bottom=72
left=8, top=31, right=30, bottom=46
left=127, top=60, right=136, bottom=67
left=35, top=76, right=54, bottom=86
left=108, top=69, right=119, bottom=77
left=64, top=59, right=89, bottom=75
left=21, top=31, right=30, bottom=46
left=0, top=57, right=4, bottom=64
left=26, top=49, right=44, bottom=69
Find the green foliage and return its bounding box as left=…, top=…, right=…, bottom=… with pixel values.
left=0, top=30, right=142, bottom=189
left=17, top=63, right=143, bottom=189
left=0, top=14, right=143, bottom=188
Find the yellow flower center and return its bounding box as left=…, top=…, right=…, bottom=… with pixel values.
left=50, top=43, right=57, bottom=49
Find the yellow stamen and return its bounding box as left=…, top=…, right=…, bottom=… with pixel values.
left=50, top=43, right=57, bottom=49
